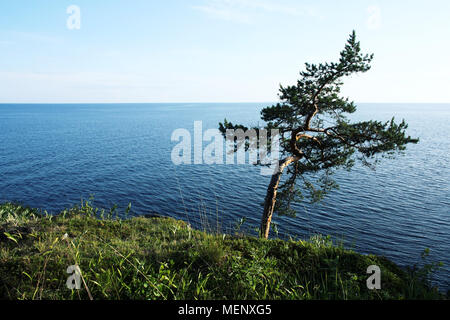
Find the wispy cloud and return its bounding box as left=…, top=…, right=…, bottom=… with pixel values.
left=0, top=71, right=171, bottom=103
left=0, top=71, right=151, bottom=88
left=193, top=0, right=321, bottom=23
left=0, top=30, right=63, bottom=46
left=194, top=1, right=252, bottom=23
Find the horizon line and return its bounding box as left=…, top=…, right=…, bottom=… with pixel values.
left=1, top=101, right=450, bottom=105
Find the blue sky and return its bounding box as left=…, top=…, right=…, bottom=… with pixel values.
left=0, top=0, right=449, bottom=103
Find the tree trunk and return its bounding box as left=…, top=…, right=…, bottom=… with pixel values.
left=260, top=156, right=299, bottom=239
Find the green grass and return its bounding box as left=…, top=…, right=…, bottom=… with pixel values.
left=0, top=201, right=445, bottom=300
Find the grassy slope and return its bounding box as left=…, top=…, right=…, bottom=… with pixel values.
left=0, top=202, right=444, bottom=300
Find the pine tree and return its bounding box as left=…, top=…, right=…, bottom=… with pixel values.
left=219, top=31, right=419, bottom=239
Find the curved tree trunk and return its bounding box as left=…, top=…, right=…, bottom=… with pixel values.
left=260, top=156, right=299, bottom=239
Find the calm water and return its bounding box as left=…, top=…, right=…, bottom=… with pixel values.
left=0, top=103, right=449, bottom=290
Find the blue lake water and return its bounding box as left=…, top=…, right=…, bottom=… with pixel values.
left=0, top=103, right=449, bottom=290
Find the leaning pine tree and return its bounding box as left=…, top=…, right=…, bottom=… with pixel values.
left=219, top=31, right=419, bottom=239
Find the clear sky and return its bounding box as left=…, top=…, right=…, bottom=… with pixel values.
left=0, top=0, right=449, bottom=103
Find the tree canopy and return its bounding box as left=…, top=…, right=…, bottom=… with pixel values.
left=219, top=31, right=419, bottom=238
